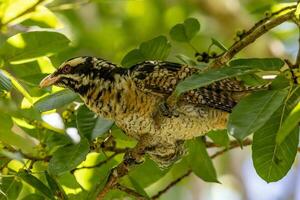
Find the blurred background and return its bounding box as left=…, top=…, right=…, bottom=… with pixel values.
left=1, top=0, right=300, bottom=199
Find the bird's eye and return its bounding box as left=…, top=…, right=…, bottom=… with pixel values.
left=62, top=65, right=72, bottom=73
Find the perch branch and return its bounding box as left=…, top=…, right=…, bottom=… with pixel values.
left=209, top=8, right=296, bottom=69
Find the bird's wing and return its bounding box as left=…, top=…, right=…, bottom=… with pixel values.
left=130, top=61, right=195, bottom=96
left=130, top=61, right=264, bottom=112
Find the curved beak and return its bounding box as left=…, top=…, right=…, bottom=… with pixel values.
left=40, top=74, right=60, bottom=88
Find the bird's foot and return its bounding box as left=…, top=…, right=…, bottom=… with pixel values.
left=123, top=148, right=145, bottom=166
left=158, top=102, right=179, bottom=117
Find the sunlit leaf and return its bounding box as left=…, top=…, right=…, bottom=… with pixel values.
left=121, top=36, right=171, bottom=67
left=76, top=105, right=114, bottom=140
left=22, top=6, right=63, bottom=29
left=34, top=90, right=78, bottom=112
left=49, top=138, right=90, bottom=175
left=1, top=0, right=39, bottom=24
left=18, top=170, right=54, bottom=199
left=170, top=18, right=200, bottom=42
left=228, top=89, right=288, bottom=141
left=0, top=31, right=70, bottom=64
left=187, top=138, right=218, bottom=182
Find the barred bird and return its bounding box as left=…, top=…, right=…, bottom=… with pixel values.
left=40, top=56, right=265, bottom=166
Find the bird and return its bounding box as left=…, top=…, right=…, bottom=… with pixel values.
left=40, top=56, right=266, bottom=167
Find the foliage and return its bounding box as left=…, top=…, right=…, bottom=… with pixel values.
left=0, top=0, right=299, bottom=200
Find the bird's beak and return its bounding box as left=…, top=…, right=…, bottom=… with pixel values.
left=39, top=74, right=60, bottom=88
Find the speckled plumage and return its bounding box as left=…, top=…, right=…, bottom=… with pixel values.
left=40, top=56, right=263, bottom=166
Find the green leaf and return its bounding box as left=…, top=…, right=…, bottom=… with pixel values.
left=175, top=54, right=198, bottom=67
left=207, top=130, right=230, bottom=147
left=128, top=158, right=168, bottom=188
left=276, top=101, right=300, bottom=144
left=186, top=138, right=218, bottom=182
left=139, top=36, right=171, bottom=60
left=4, top=71, right=33, bottom=104
left=128, top=176, right=150, bottom=199
left=76, top=105, right=114, bottom=140
left=121, top=49, right=145, bottom=68
left=271, top=74, right=290, bottom=89
left=239, top=74, right=267, bottom=86
left=0, top=31, right=70, bottom=64
left=175, top=65, right=257, bottom=96
left=0, top=70, right=12, bottom=91
left=21, top=194, right=45, bottom=200
left=18, top=170, right=53, bottom=199
left=170, top=18, right=200, bottom=42
left=228, top=89, right=288, bottom=141
left=121, top=36, right=171, bottom=67
left=229, top=58, right=284, bottom=71
left=0, top=113, right=38, bottom=155
left=22, top=6, right=62, bottom=29
left=211, top=38, right=228, bottom=51
left=34, top=90, right=78, bottom=112
left=48, top=138, right=90, bottom=175
left=45, top=171, right=68, bottom=200
left=0, top=177, right=22, bottom=200
left=252, top=107, right=299, bottom=182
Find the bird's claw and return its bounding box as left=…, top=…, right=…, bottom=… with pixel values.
left=159, top=102, right=179, bottom=118
left=123, top=149, right=144, bottom=166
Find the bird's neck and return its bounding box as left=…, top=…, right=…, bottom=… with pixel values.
left=78, top=69, right=132, bottom=119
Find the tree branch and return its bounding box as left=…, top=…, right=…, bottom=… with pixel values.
left=151, top=169, right=192, bottom=200
left=209, top=7, right=296, bottom=69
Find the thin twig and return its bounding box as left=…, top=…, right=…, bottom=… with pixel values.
left=209, top=9, right=295, bottom=68
left=102, top=147, right=128, bottom=154
left=210, top=139, right=252, bottom=159
left=152, top=169, right=192, bottom=200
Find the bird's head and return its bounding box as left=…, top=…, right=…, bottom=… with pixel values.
left=40, top=56, right=125, bottom=95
